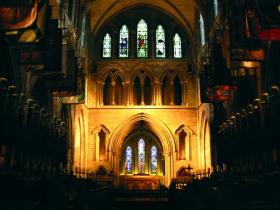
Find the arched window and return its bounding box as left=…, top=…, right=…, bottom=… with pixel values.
left=138, top=138, right=145, bottom=173
left=156, top=25, right=165, bottom=58
left=199, top=14, right=205, bottom=46
left=173, top=33, right=182, bottom=58
left=151, top=146, right=157, bottom=174
left=80, top=16, right=86, bottom=47
left=119, top=25, right=129, bottom=58
left=214, top=0, right=218, bottom=17
left=103, top=33, right=111, bottom=58
left=137, top=19, right=148, bottom=58
left=125, top=146, right=132, bottom=173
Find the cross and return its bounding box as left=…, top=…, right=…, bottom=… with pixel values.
left=186, top=164, right=193, bottom=174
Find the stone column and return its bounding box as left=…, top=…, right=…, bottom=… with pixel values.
left=111, top=81, right=116, bottom=105
left=150, top=30, right=155, bottom=58
left=122, top=81, right=129, bottom=106
left=182, top=80, right=188, bottom=106
left=153, top=80, right=162, bottom=106
left=164, top=153, right=171, bottom=186
left=130, top=31, right=136, bottom=58
left=141, top=82, right=145, bottom=105
left=129, top=82, right=134, bottom=105
left=170, top=81, right=174, bottom=105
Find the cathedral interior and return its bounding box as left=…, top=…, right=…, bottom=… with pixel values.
left=0, top=0, right=280, bottom=209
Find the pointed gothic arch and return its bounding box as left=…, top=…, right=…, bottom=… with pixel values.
left=108, top=113, right=175, bottom=184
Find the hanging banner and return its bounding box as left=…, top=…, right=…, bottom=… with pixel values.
left=208, top=85, right=236, bottom=102
left=0, top=0, right=37, bottom=30
left=245, top=0, right=280, bottom=40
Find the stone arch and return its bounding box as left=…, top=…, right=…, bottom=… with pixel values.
left=159, top=64, right=187, bottom=81
left=101, top=68, right=126, bottom=83
left=109, top=113, right=174, bottom=155
left=130, top=63, right=156, bottom=82
left=108, top=113, right=175, bottom=184
left=92, top=124, right=110, bottom=135
left=92, top=124, right=110, bottom=162
left=89, top=1, right=196, bottom=46
left=175, top=124, right=194, bottom=161
left=74, top=109, right=86, bottom=170
left=199, top=110, right=211, bottom=174
left=176, top=166, right=192, bottom=177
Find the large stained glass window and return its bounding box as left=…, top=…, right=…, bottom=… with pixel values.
left=156, top=25, right=165, bottom=58
left=151, top=146, right=158, bottom=174
left=199, top=14, right=205, bottom=46
left=137, top=19, right=148, bottom=58
left=138, top=138, right=145, bottom=173
left=173, top=33, right=182, bottom=58
left=125, top=146, right=132, bottom=173
left=103, top=33, right=111, bottom=58
left=119, top=25, right=129, bottom=58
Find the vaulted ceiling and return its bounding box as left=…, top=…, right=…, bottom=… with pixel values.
left=86, top=0, right=201, bottom=41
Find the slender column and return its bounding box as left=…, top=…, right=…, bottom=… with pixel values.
left=182, top=80, right=188, bottom=106
left=141, top=82, right=145, bottom=105
left=122, top=81, right=129, bottom=106
left=157, top=81, right=162, bottom=105
left=130, top=82, right=134, bottom=105
left=153, top=80, right=159, bottom=105
left=111, top=81, right=116, bottom=105
left=170, top=81, right=174, bottom=105
left=150, top=30, right=155, bottom=58
left=130, top=31, right=136, bottom=58
left=164, top=153, right=171, bottom=186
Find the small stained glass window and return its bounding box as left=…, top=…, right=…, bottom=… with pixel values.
left=138, top=138, right=145, bottom=173
left=214, top=0, right=218, bottom=17
left=103, top=33, right=111, bottom=58
left=137, top=19, right=148, bottom=58
left=119, top=25, right=129, bottom=58
left=174, top=33, right=182, bottom=58
left=200, top=14, right=205, bottom=46
left=125, top=146, right=132, bottom=173
left=151, top=146, right=157, bottom=174
left=156, top=25, right=165, bottom=58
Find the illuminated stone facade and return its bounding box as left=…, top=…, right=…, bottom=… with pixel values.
left=71, top=59, right=212, bottom=186
left=68, top=2, right=212, bottom=187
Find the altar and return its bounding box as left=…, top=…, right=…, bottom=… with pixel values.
left=119, top=175, right=163, bottom=190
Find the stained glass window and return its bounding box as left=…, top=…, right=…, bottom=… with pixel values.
left=214, top=0, right=218, bottom=17
left=174, top=33, right=182, bottom=58
left=125, top=146, right=132, bottom=173
left=80, top=16, right=86, bottom=47
left=103, top=33, right=111, bottom=58
left=199, top=14, right=205, bottom=46
left=151, top=146, right=157, bottom=174
left=119, top=25, right=129, bottom=58
left=156, top=25, right=165, bottom=58
left=137, top=19, right=148, bottom=58
left=138, top=138, right=145, bottom=173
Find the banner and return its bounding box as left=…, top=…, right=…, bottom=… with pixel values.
left=245, top=0, right=280, bottom=40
